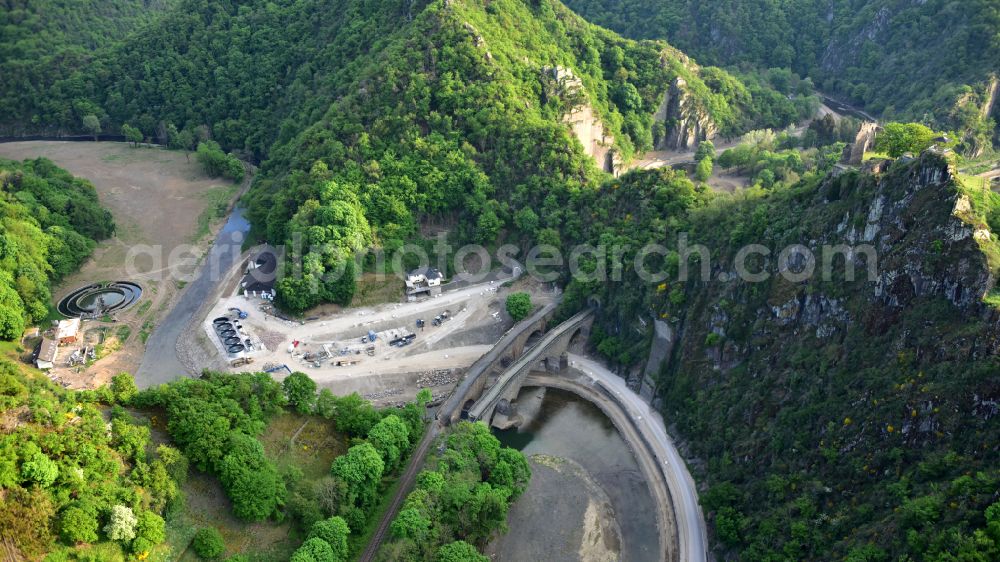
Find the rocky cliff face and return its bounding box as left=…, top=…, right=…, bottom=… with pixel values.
left=645, top=150, right=1000, bottom=558
left=820, top=6, right=891, bottom=74
left=980, top=75, right=998, bottom=120
left=661, top=151, right=999, bottom=378
left=653, top=75, right=718, bottom=150
left=840, top=121, right=878, bottom=165
left=546, top=66, right=622, bottom=175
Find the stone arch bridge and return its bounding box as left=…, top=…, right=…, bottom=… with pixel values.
left=438, top=302, right=594, bottom=427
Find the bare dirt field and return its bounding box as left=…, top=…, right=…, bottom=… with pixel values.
left=0, top=141, right=238, bottom=387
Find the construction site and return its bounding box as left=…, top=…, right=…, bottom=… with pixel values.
left=197, top=267, right=555, bottom=407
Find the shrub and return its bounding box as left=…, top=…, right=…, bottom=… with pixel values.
left=60, top=506, right=98, bottom=544
left=290, top=537, right=335, bottom=562
left=192, top=527, right=225, bottom=559
left=505, top=292, right=532, bottom=322
left=435, top=540, right=487, bottom=562
left=21, top=452, right=58, bottom=487
left=104, top=505, right=137, bottom=542
left=131, top=511, right=166, bottom=554
left=110, top=373, right=138, bottom=404
left=695, top=157, right=713, bottom=182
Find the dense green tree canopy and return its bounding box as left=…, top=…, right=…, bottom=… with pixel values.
left=379, top=422, right=530, bottom=560
left=0, top=360, right=181, bottom=558
left=0, top=0, right=177, bottom=135
left=329, top=442, right=384, bottom=513
left=875, top=122, right=940, bottom=158
left=2, top=2, right=997, bottom=561
left=307, top=516, right=350, bottom=561
left=0, top=158, right=114, bottom=339
left=20, top=451, right=58, bottom=487
left=59, top=506, right=99, bottom=545
left=131, top=511, right=166, bottom=555
left=192, top=527, right=225, bottom=558
left=219, top=432, right=286, bottom=521
left=435, top=540, right=488, bottom=562
left=283, top=372, right=319, bottom=414
left=1, top=0, right=812, bottom=320
left=562, top=0, right=1000, bottom=146
left=134, top=372, right=288, bottom=523
left=367, top=414, right=411, bottom=472
left=290, top=537, right=336, bottom=562
left=196, top=141, right=244, bottom=182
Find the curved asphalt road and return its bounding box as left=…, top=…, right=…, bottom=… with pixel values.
left=568, top=353, right=708, bottom=562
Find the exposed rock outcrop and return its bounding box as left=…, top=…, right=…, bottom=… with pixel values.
left=981, top=75, right=998, bottom=120
left=655, top=150, right=1000, bottom=386
left=653, top=76, right=717, bottom=150
left=820, top=6, right=892, bottom=73
left=545, top=66, right=622, bottom=175
left=840, top=121, right=879, bottom=165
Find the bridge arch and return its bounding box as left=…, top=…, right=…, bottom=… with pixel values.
left=467, top=309, right=594, bottom=424
left=438, top=302, right=562, bottom=425
left=568, top=326, right=584, bottom=348
left=525, top=328, right=544, bottom=348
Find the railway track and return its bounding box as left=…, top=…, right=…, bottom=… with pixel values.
left=357, top=422, right=441, bottom=562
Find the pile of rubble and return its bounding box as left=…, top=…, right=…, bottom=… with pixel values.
left=416, top=369, right=457, bottom=387
left=363, top=388, right=403, bottom=400
left=383, top=390, right=448, bottom=409
left=258, top=330, right=286, bottom=350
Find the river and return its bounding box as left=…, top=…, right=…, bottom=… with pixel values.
left=491, top=386, right=661, bottom=561
left=135, top=206, right=251, bottom=387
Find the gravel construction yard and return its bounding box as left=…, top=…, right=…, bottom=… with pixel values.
left=192, top=278, right=556, bottom=403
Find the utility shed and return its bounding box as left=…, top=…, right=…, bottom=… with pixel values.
left=36, top=338, right=58, bottom=369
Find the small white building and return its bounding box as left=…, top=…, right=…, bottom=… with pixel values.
left=405, top=267, right=443, bottom=301
left=55, top=318, right=81, bottom=344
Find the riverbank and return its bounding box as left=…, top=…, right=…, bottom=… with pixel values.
left=486, top=453, right=622, bottom=562
left=493, top=385, right=666, bottom=561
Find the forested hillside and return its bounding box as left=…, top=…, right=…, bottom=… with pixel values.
left=0, top=158, right=114, bottom=339
left=547, top=150, right=1000, bottom=559
left=562, top=0, right=1000, bottom=148
left=238, top=0, right=813, bottom=311
left=2, top=0, right=810, bottom=157
left=0, top=0, right=176, bottom=135
left=670, top=155, right=1000, bottom=560
left=0, top=366, right=182, bottom=560
left=1, top=0, right=816, bottom=315
left=3, top=0, right=999, bottom=559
